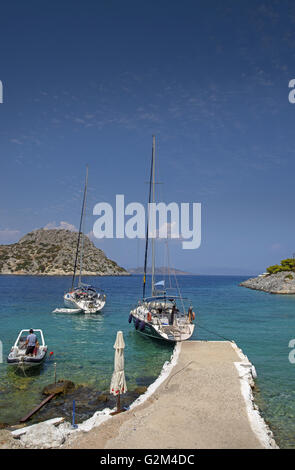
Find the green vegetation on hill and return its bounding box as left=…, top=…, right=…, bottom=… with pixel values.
left=266, top=258, right=295, bottom=275
left=0, top=228, right=128, bottom=275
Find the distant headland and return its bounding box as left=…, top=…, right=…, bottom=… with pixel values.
left=0, top=228, right=128, bottom=276
left=240, top=258, right=295, bottom=294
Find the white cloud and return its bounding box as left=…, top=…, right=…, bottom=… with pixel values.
left=150, top=221, right=183, bottom=242
left=44, top=221, right=77, bottom=231
left=86, top=230, right=96, bottom=241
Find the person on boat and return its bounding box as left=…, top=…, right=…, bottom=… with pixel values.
left=188, top=306, right=195, bottom=323
left=33, top=340, right=40, bottom=356
left=25, top=329, right=38, bottom=356
left=170, top=304, right=176, bottom=325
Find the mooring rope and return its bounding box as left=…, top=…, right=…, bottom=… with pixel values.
left=164, top=360, right=196, bottom=390
left=17, top=358, right=27, bottom=376
left=196, top=321, right=235, bottom=343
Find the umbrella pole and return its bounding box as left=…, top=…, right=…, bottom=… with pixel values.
left=117, top=393, right=120, bottom=412
left=111, top=392, right=126, bottom=415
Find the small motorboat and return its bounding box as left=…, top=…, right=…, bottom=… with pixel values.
left=52, top=307, right=82, bottom=314
left=7, top=329, right=48, bottom=368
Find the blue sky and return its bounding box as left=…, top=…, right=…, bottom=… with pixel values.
left=0, top=0, right=295, bottom=274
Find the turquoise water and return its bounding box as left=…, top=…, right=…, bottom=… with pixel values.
left=0, top=275, right=294, bottom=448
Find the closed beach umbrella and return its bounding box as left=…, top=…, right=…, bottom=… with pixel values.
left=110, top=331, right=127, bottom=413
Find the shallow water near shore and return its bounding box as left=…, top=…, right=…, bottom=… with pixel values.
left=0, top=274, right=294, bottom=448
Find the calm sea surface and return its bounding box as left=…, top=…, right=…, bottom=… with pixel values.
left=0, top=274, right=294, bottom=448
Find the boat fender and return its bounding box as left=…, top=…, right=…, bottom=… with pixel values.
left=192, top=312, right=195, bottom=321
left=128, top=313, right=133, bottom=323
left=139, top=320, right=145, bottom=331
left=135, top=318, right=140, bottom=330
left=147, top=312, right=152, bottom=322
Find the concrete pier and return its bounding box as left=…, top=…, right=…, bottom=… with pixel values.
left=64, top=341, right=277, bottom=449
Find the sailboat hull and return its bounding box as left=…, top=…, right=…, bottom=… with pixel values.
left=132, top=316, right=166, bottom=341
left=64, top=292, right=106, bottom=313
left=130, top=312, right=195, bottom=343
left=64, top=294, right=77, bottom=309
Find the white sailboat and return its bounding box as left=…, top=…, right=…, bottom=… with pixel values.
left=63, top=166, right=106, bottom=314
left=129, top=137, right=195, bottom=342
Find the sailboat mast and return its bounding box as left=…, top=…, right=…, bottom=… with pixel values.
left=151, top=135, right=156, bottom=296
left=71, top=166, right=88, bottom=291
left=78, top=166, right=88, bottom=286
left=142, top=141, right=154, bottom=299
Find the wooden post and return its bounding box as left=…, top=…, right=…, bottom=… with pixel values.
left=20, top=393, right=57, bottom=423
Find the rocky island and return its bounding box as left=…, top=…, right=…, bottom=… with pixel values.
left=240, top=258, right=295, bottom=294
left=0, top=228, right=128, bottom=276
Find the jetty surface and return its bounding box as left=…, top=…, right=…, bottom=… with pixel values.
left=64, top=341, right=276, bottom=449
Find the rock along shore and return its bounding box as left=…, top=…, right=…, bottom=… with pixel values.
left=240, top=271, right=295, bottom=294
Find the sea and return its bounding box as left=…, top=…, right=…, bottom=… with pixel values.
left=0, top=274, right=294, bottom=448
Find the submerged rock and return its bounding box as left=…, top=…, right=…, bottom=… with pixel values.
left=134, top=386, right=148, bottom=395
left=240, top=271, right=295, bottom=294
left=42, top=380, right=75, bottom=396
left=15, top=381, right=151, bottom=430
left=35, top=385, right=116, bottom=425
left=96, top=394, right=109, bottom=403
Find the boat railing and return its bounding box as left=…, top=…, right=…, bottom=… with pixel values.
left=14, top=329, right=45, bottom=348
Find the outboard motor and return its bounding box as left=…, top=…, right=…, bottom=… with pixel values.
left=128, top=314, right=133, bottom=324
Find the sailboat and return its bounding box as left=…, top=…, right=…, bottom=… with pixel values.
left=63, top=166, right=106, bottom=314
left=129, top=137, right=195, bottom=342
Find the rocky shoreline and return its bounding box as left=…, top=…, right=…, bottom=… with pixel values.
left=240, top=271, right=295, bottom=294
left=0, top=379, right=149, bottom=449
left=0, top=345, right=181, bottom=449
